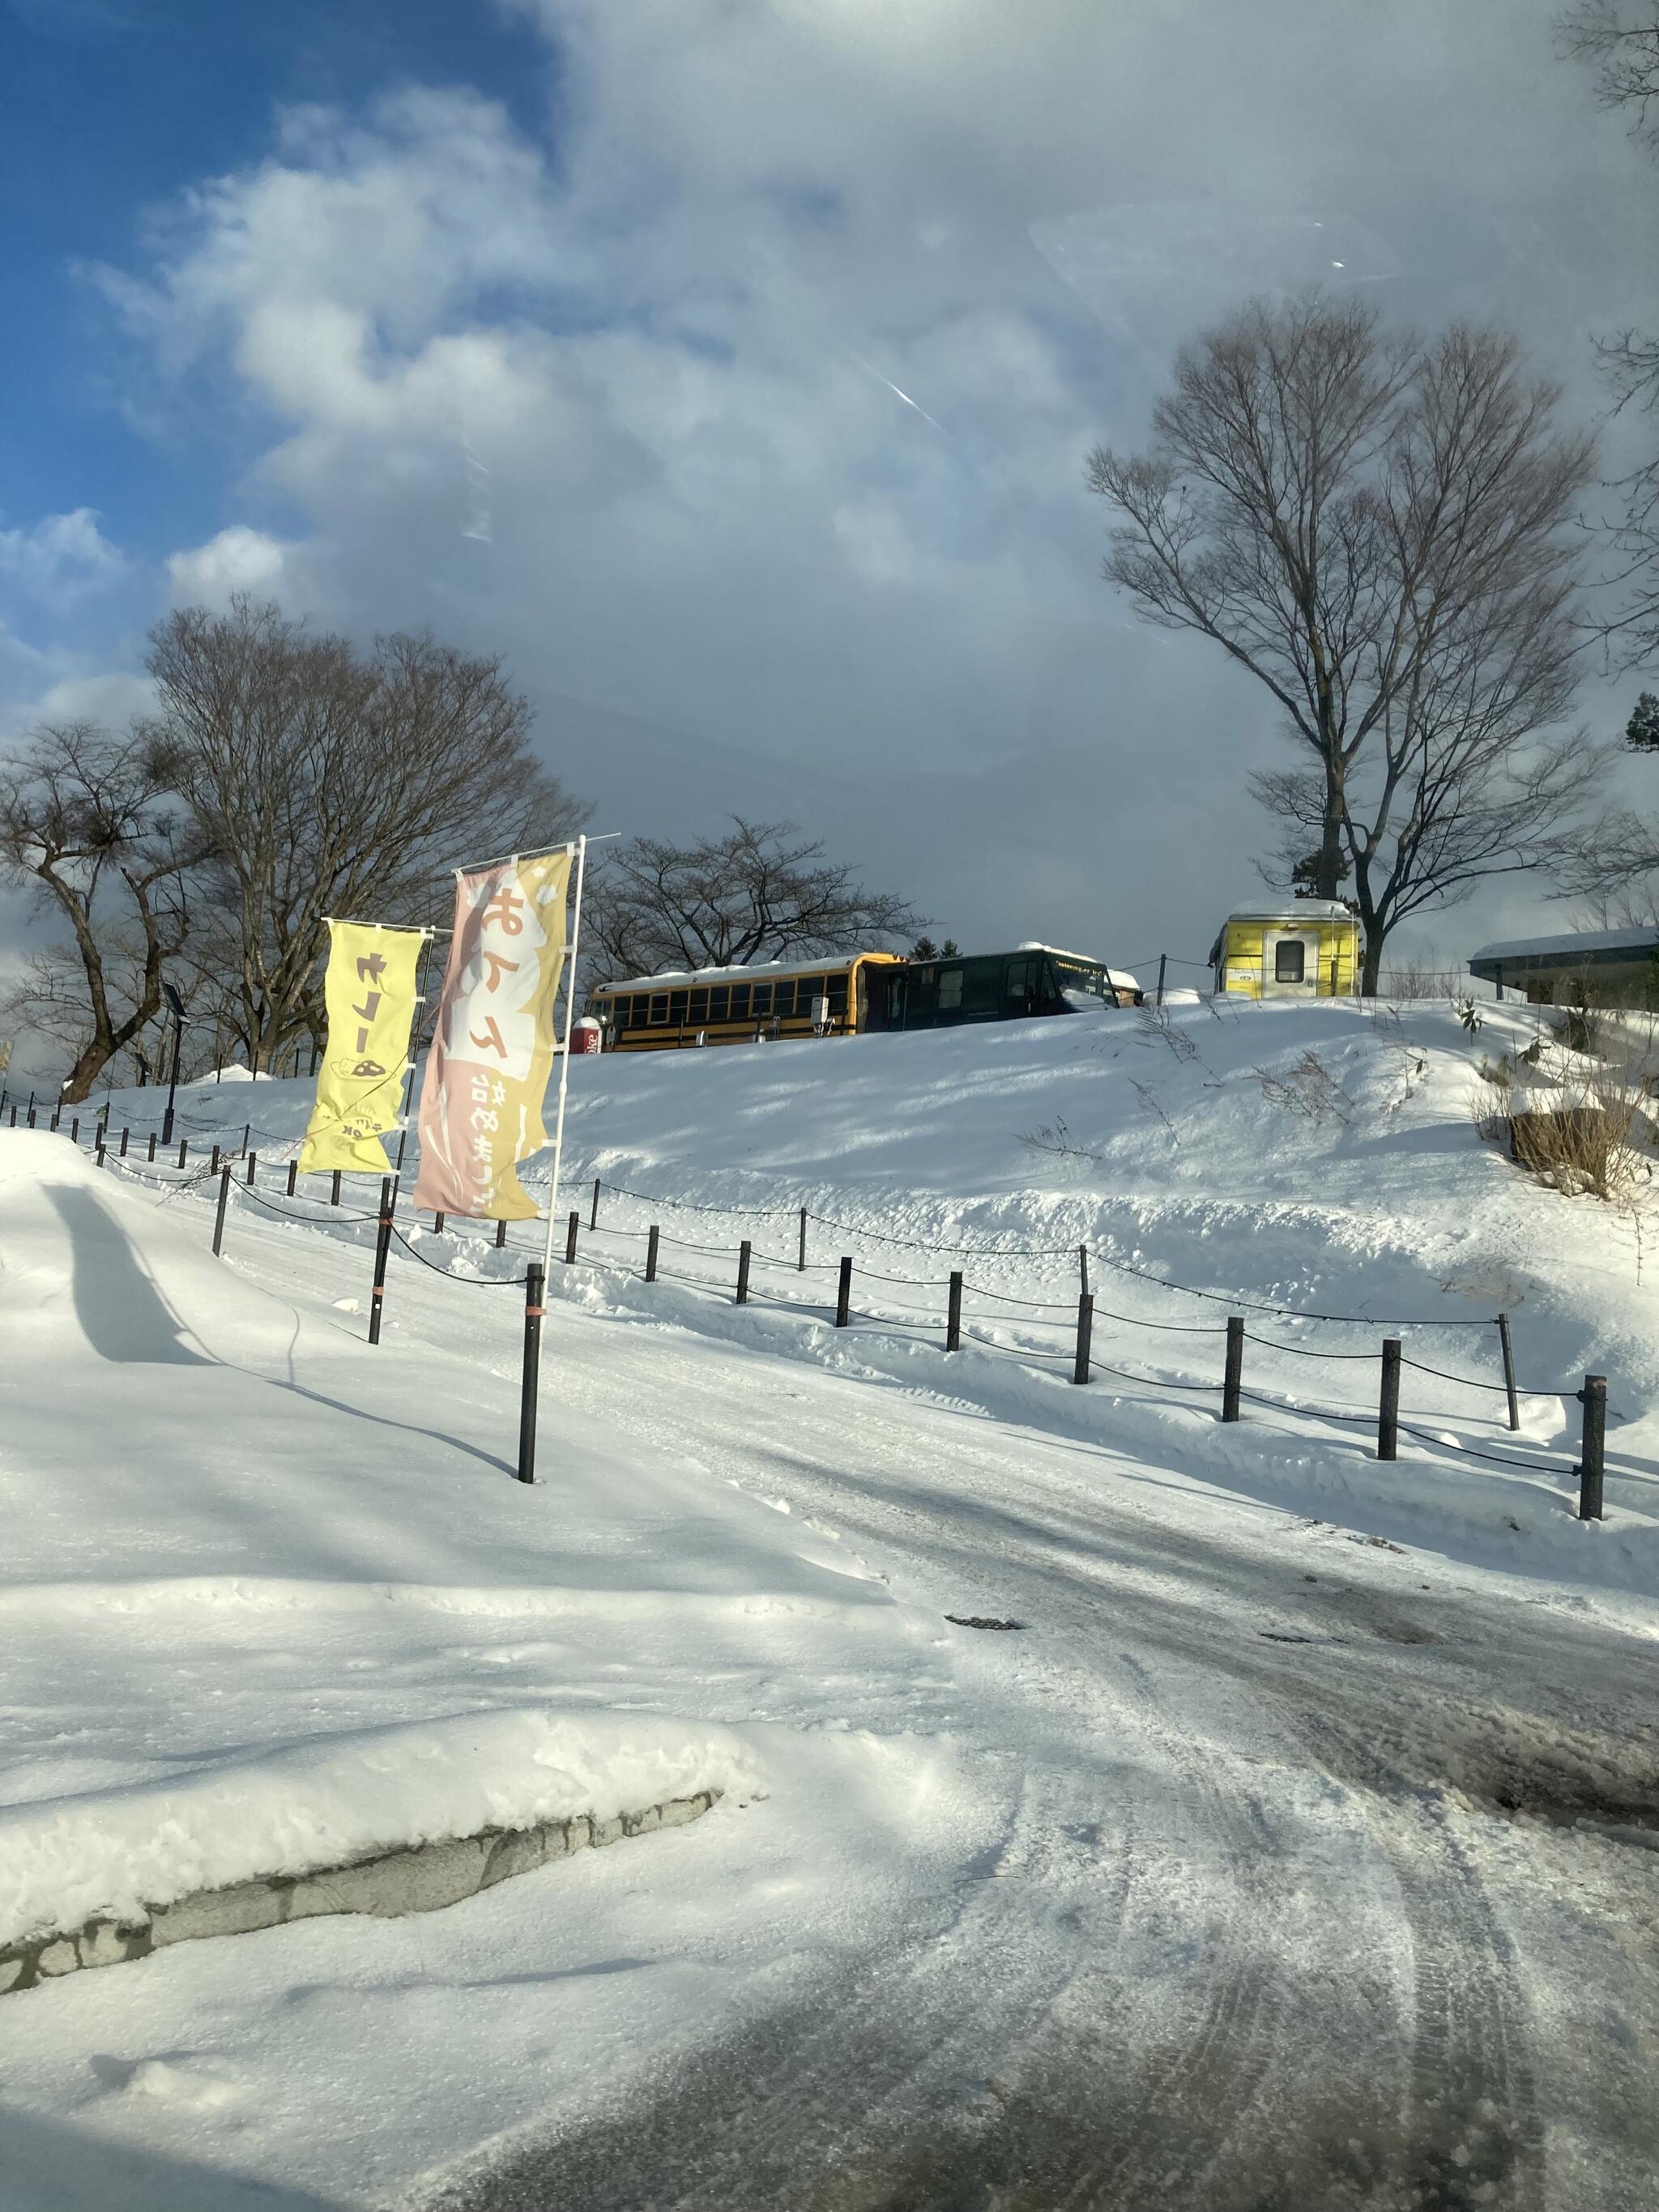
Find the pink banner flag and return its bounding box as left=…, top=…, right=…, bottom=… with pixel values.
left=412, top=850, right=572, bottom=1220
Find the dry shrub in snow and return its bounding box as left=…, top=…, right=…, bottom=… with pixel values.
left=1252, top=1049, right=1356, bottom=1127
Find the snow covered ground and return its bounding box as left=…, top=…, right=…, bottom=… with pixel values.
left=2, top=997, right=1657, bottom=2208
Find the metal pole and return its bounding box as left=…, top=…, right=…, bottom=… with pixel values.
left=161, top=1010, right=181, bottom=1145
left=368, top=1175, right=394, bottom=1345
left=70, top=1117, right=79, bottom=1144
left=1496, top=1313, right=1520, bottom=1434
left=495, top=1217, right=508, bottom=1250
left=946, top=1270, right=962, bottom=1353
left=565, top=1209, right=579, bottom=1265
left=434, top=1209, right=446, bottom=1234
left=799, top=1206, right=808, bottom=1272
left=1222, top=1315, right=1243, bottom=1422
left=1156, top=953, right=1167, bottom=1007
left=590, top=1175, right=600, bottom=1232
left=212, top=1165, right=232, bottom=1257
left=147, top=1131, right=156, bottom=1161
left=211, top=1144, right=221, bottom=1177
left=1079, top=1244, right=1090, bottom=1299
left=246, top=1152, right=258, bottom=1187
left=1577, top=1375, right=1606, bottom=1521
left=120, top=1126, right=129, bottom=1157
left=736, top=1238, right=752, bottom=1304
left=177, top=1138, right=188, bottom=1168
left=538, top=835, right=587, bottom=1287
left=646, top=1224, right=659, bottom=1283
left=331, top=1170, right=342, bottom=1207
left=835, top=1256, right=852, bottom=1328
left=517, top=1264, right=545, bottom=1485
left=1378, top=1338, right=1401, bottom=1461
left=287, top=1160, right=298, bottom=1196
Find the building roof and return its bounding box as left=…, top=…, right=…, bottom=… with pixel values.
left=1469, top=926, right=1659, bottom=978
left=1223, top=901, right=1357, bottom=925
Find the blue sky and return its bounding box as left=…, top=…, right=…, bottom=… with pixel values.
left=2, top=0, right=1657, bottom=999
left=1, top=0, right=555, bottom=560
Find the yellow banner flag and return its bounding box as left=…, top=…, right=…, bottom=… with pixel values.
left=298, top=923, right=425, bottom=1176
left=412, top=850, right=571, bottom=1220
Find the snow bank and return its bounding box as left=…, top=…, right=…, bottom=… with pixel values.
left=0, top=1707, right=761, bottom=1950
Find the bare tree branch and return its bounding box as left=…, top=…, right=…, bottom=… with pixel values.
left=586, top=818, right=921, bottom=982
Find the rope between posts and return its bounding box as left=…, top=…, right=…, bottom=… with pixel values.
left=1401, top=1352, right=1570, bottom=1400
left=390, top=1225, right=527, bottom=1285
left=237, top=1181, right=380, bottom=1226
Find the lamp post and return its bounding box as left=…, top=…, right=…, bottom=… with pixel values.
left=160, top=981, right=190, bottom=1146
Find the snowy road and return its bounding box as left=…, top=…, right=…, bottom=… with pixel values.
left=419, top=1277, right=1659, bottom=2212
left=14, top=1138, right=1656, bottom=2212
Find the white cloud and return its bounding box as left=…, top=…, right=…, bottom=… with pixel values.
left=166, top=525, right=313, bottom=610
left=78, top=0, right=1659, bottom=953
left=0, top=509, right=125, bottom=608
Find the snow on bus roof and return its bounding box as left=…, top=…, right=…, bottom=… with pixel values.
left=594, top=954, right=899, bottom=992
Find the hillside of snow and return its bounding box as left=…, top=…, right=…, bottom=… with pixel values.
left=71, top=993, right=1659, bottom=1595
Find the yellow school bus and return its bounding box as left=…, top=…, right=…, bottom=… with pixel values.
left=590, top=952, right=906, bottom=1051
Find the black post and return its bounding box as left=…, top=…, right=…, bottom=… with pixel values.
left=1378, top=1337, right=1401, bottom=1461
left=835, top=1256, right=852, bottom=1328
left=210, top=1144, right=220, bottom=1177
left=946, top=1270, right=962, bottom=1353
left=49, top=1106, right=58, bottom=1132
left=798, top=1205, right=808, bottom=1272
left=8, top=1105, right=15, bottom=1126
left=241, top=1121, right=249, bottom=1155
left=246, top=1152, right=258, bottom=1187
left=368, top=1175, right=394, bottom=1345
left=120, top=1126, right=129, bottom=1157
left=95, top=1132, right=105, bottom=1169
left=736, top=1238, right=752, bottom=1304
left=1496, top=1313, right=1520, bottom=1434
left=161, top=1008, right=181, bottom=1146
left=495, top=1217, right=508, bottom=1250
left=1073, top=1293, right=1094, bottom=1384
left=1156, top=953, right=1167, bottom=1007
left=70, top=1118, right=79, bottom=1144
left=645, top=1224, right=660, bottom=1282
left=212, top=1164, right=232, bottom=1257
left=517, top=1264, right=545, bottom=1485
left=434, top=1209, right=446, bottom=1234
left=1577, top=1375, right=1606, bottom=1522
left=565, top=1209, right=579, bottom=1264
left=147, top=1131, right=156, bottom=1161
left=287, top=1160, right=298, bottom=1196
left=590, top=1176, right=600, bottom=1231
left=177, top=1138, right=188, bottom=1168
left=331, top=1170, right=342, bottom=1207
left=1222, top=1315, right=1243, bottom=1423
left=1079, top=1244, right=1090, bottom=1299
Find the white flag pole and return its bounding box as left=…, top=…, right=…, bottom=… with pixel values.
left=539, top=833, right=587, bottom=1285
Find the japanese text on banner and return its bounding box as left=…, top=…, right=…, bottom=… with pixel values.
left=412, top=851, right=571, bottom=1220
left=298, top=923, right=424, bottom=1176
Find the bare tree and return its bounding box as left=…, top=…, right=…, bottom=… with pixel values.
left=1559, top=4, right=1659, bottom=663
left=0, top=722, right=205, bottom=1101
left=1088, top=298, right=1598, bottom=983
left=587, top=817, right=921, bottom=981
left=147, top=599, right=588, bottom=1071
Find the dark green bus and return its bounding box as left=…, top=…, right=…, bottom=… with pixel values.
left=864, top=945, right=1140, bottom=1032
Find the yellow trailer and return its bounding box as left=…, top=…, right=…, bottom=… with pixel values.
left=1208, top=902, right=1360, bottom=999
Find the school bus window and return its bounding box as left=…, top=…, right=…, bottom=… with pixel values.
left=827, top=976, right=847, bottom=1015
left=773, top=979, right=795, bottom=1018
left=730, top=983, right=750, bottom=1020
left=689, top=988, right=709, bottom=1023
left=710, top=985, right=729, bottom=1021
left=649, top=994, right=669, bottom=1025
left=752, top=982, right=772, bottom=1016
left=669, top=990, right=689, bottom=1022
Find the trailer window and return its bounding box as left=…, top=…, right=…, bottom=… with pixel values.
left=939, top=968, right=964, bottom=1011
left=1275, top=941, right=1306, bottom=982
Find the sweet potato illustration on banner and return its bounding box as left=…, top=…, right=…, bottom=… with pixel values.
left=412, top=850, right=572, bottom=1220
left=298, top=922, right=425, bottom=1176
